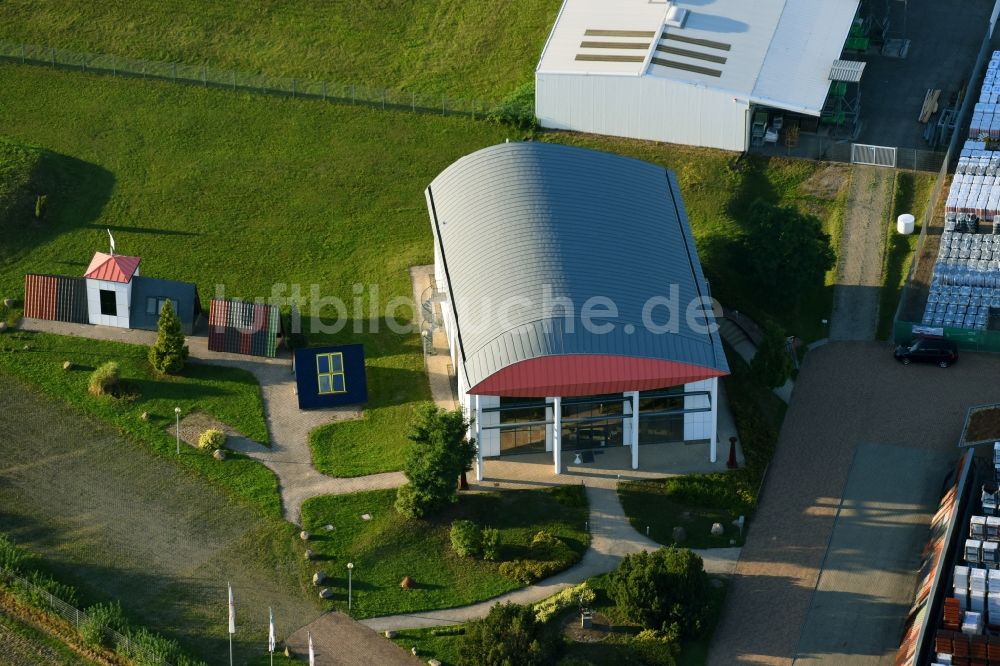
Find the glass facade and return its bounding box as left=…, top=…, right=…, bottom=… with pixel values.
left=493, top=390, right=695, bottom=457
left=560, top=394, right=624, bottom=451
left=499, top=398, right=547, bottom=455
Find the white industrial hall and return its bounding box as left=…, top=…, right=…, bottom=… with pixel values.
left=535, top=0, right=864, bottom=151
left=424, top=142, right=730, bottom=480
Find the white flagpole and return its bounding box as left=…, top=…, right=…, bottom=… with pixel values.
left=107, top=228, right=115, bottom=255
left=268, top=607, right=275, bottom=666
left=227, top=583, right=235, bottom=666
left=308, top=631, right=315, bottom=666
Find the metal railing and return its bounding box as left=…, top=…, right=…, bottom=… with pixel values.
left=0, top=40, right=500, bottom=120
left=749, top=131, right=946, bottom=172
left=1, top=570, right=175, bottom=666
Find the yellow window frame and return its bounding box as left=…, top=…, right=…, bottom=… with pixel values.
left=316, top=352, right=347, bottom=395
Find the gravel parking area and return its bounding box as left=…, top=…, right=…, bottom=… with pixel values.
left=709, top=342, right=1000, bottom=665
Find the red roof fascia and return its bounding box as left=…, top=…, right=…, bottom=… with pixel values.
left=84, top=252, right=141, bottom=283
left=468, top=354, right=727, bottom=398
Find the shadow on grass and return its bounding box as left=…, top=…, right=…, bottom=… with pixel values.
left=0, top=148, right=115, bottom=262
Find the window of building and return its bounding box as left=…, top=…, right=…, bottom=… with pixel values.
left=499, top=397, right=547, bottom=455
left=147, top=297, right=179, bottom=316
left=316, top=352, right=347, bottom=394
left=99, top=289, right=117, bottom=316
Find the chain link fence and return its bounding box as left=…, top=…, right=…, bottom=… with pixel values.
left=1, top=570, right=176, bottom=666
left=0, top=40, right=499, bottom=120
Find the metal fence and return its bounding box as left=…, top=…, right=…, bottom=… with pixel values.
left=749, top=131, right=947, bottom=172
left=0, top=40, right=499, bottom=120
left=1, top=570, right=175, bottom=666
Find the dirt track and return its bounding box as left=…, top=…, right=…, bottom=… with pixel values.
left=829, top=167, right=894, bottom=341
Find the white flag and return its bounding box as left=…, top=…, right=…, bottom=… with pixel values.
left=227, top=583, right=235, bottom=635
left=107, top=228, right=116, bottom=255
left=308, top=631, right=315, bottom=666
left=268, top=607, right=275, bottom=653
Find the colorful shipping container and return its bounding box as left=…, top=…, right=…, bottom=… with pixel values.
left=23, top=274, right=89, bottom=324
left=207, top=298, right=281, bottom=358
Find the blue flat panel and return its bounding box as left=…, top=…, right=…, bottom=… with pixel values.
left=294, top=344, right=368, bottom=409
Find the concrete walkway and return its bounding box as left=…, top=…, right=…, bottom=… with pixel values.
left=18, top=318, right=405, bottom=524
left=348, top=484, right=739, bottom=632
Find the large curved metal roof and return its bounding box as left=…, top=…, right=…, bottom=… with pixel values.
left=426, top=142, right=728, bottom=397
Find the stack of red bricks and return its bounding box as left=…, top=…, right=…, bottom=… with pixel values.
left=932, top=628, right=1000, bottom=665
left=946, top=597, right=964, bottom=630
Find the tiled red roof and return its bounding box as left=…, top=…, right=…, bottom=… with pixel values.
left=83, top=252, right=141, bottom=283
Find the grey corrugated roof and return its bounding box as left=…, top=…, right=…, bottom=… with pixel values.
left=427, top=142, right=728, bottom=391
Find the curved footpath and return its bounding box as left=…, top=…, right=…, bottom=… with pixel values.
left=20, top=318, right=741, bottom=639
left=356, top=485, right=740, bottom=633
left=18, top=318, right=405, bottom=524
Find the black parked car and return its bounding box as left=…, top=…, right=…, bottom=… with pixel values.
left=894, top=337, right=958, bottom=367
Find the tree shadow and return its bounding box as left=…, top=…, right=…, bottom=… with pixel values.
left=0, top=148, right=115, bottom=262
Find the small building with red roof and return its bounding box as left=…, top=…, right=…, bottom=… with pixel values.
left=84, top=252, right=142, bottom=328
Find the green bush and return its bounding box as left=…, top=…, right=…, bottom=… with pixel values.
left=459, top=602, right=558, bottom=666
left=148, top=300, right=188, bottom=375
left=0, top=533, right=24, bottom=573
left=547, top=484, right=587, bottom=508
left=608, top=547, right=710, bottom=639
left=430, top=626, right=466, bottom=637
left=750, top=324, right=793, bottom=389
left=481, top=527, right=500, bottom=561
left=486, top=82, right=537, bottom=131
left=450, top=520, right=482, bottom=558
left=88, top=361, right=120, bottom=396
left=79, top=601, right=125, bottom=648
left=498, top=559, right=562, bottom=585
left=663, top=474, right=754, bottom=514
left=533, top=582, right=596, bottom=624
left=14, top=570, right=79, bottom=610
left=395, top=404, right=475, bottom=519
left=198, top=428, right=226, bottom=451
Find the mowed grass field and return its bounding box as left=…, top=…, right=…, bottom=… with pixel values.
left=0, top=0, right=562, bottom=99
left=0, top=374, right=320, bottom=663
left=0, top=63, right=848, bottom=475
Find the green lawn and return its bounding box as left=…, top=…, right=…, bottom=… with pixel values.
left=0, top=602, right=100, bottom=666
left=618, top=476, right=750, bottom=550
left=0, top=330, right=282, bottom=515
left=390, top=572, right=728, bottom=666
left=0, top=63, right=844, bottom=479
left=0, top=374, right=320, bottom=663
left=0, top=0, right=562, bottom=99
left=299, top=485, right=588, bottom=619
left=877, top=171, right=937, bottom=339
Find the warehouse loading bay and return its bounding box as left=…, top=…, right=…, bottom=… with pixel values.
left=753, top=0, right=995, bottom=160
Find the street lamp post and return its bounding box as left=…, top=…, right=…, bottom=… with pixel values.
left=174, top=407, right=181, bottom=455
left=347, top=562, right=354, bottom=612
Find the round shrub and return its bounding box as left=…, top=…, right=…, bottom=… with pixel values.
left=450, top=520, right=482, bottom=558
left=459, top=602, right=558, bottom=666
left=79, top=601, right=125, bottom=648
left=198, top=428, right=226, bottom=451
left=608, top=546, right=710, bottom=638
left=88, top=362, right=120, bottom=396
left=481, top=527, right=500, bottom=561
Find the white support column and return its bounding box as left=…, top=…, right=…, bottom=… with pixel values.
left=474, top=394, right=484, bottom=481
left=551, top=396, right=562, bottom=475
left=708, top=377, right=719, bottom=464
left=627, top=390, right=639, bottom=470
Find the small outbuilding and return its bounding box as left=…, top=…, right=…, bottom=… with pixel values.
left=24, top=249, right=199, bottom=333
left=293, top=344, right=369, bottom=409
left=207, top=298, right=282, bottom=358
